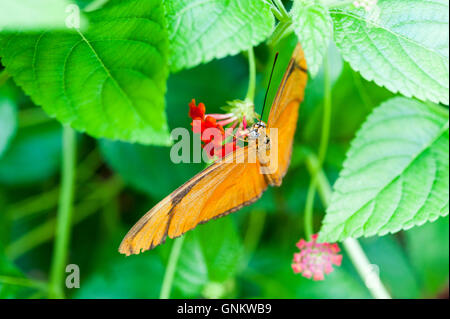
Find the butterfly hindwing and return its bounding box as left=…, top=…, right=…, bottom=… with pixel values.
left=119, top=146, right=267, bottom=255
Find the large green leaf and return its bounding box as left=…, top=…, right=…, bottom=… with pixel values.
left=319, top=97, right=449, bottom=242
left=165, top=0, right=274, bottom=72
left=172, top=235, right=208, bottom=297
left=331, top=0, right=449, bottom=104
left=291, top=0, right=333, bottom=76
left=405, top=216, right=449, bottom=297
left=0, top=0, right=171, bottom=145
left=0, top=0, right=86, bottom=31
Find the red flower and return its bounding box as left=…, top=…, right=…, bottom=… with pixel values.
left=202, top=117, right=224, bottom=143
left=291, top=234, right=342, bottom=281
left=188, top=99, right=254, bottom=160
left=188, top=99, right=205, bottom=120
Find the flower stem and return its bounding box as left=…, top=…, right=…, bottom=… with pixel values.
left=159, top=236, right=185, bottom=299
left=267, top=0, right=292, bottom=46
left=303, top=53, right=332, bottom=239
left=245, top=48, right=256, bottom=103
left=303, top=182, right=316, bottom=238
left=272, top=0, right=290, bottom=21
left=48, top=126, right=77, bottom=299
left=270, top=5, right=284, bottom=21
left=305, top=152, right=392, bottom=299
left=318, top=54, right=332, bottom=163
left=268, top=20, right=291, bottom=46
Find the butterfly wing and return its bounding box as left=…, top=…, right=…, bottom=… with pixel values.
left=119, top=146, right=268, bottom=255
left=120, top=44, right=307, bottom=256
left=267, top=44, right=307, bottom=184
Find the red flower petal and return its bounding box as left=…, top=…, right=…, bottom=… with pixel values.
left=189, top=99, right=206, bottom=120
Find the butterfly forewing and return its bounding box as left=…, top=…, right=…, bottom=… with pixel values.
left=267, top=44, right=307, bottom=182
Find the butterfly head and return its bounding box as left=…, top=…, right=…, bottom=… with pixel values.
left=248, top=122, right=270, bottom=150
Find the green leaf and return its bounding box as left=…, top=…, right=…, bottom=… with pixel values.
left=0, top=94, right=17, bottom=158
left=319, top=97, right=449, bottom=242
left=331, top=0, right=449, bottom=104
left=0, top=0, right=86, bottom=31
left=291, top=0, right=333, bottom=76
left=405, top=216, right=449, bottom=296
left=165, top=0, right=274, bottom=72
left=197, top=218, right=242, bottom=283
left=0, top=0, right=171, bottom=145
left=0, top=122, right=62, bottom=186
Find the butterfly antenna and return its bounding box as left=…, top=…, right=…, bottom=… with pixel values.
left=260, top=52, right=279, bottom=125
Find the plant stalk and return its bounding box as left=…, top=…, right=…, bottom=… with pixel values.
left=159, top=236, right=185, bottom=299
left=304, top=53, right=332, bottom=238
left=48, top=126, right=77, bottom=299
left=245, top=48, right=256, bottom=103
left=272, top=0, right=290, bottom=21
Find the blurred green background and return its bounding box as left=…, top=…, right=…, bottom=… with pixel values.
left=0, top=34, right=448, bottom=299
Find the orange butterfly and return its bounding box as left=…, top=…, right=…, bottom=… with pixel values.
left=119, top=44, right=307, bottom=256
